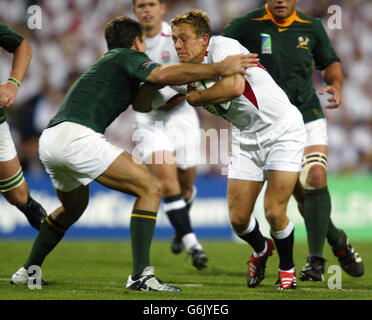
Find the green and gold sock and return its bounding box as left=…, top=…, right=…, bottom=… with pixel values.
left=24, top=215, right=66, bottom=268
left=303, top=187, right=331, bottom=257
left=130, top=210, right=158, bottom=279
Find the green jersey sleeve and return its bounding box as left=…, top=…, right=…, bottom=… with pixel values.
left=0, top=23, right=23, bottom=53
left=313, top=19, right=340, bottom=71
left=115, top=49, right=160, bottom=82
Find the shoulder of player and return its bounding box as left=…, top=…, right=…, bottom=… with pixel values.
left=295, top=10, right=322, bottom=28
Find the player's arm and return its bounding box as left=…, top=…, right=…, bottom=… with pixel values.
left=186, top=74, right=245, bottom=107
left=145, top=54, right=258, bottom=85
left=320, top=61, right=343, bottom=109
left=132, top=83, right=164, bottom=113
left=0, top=39, right=33, bottom=108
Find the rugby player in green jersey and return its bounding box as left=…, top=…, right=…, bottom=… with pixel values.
left=222, top=0, right=364, bottom=281
left=10, top=17, right=257, bottom=291
left=0, top=23, right=47, bottom=230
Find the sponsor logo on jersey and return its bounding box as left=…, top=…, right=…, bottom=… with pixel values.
left=260, top=33, right=272, bottom=54
left=296, top=36, right=310, bottom=49
left=141, top=60, right=157, bottom=70
left=278, top=27, right=288, bottom=32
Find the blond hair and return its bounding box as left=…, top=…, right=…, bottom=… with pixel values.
left=170, top=9, right=211, bottom=37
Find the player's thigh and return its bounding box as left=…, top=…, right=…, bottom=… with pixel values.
left=228, top=178, right=264, bottom=223
left=96, top=152, right=161, bottom=197
left=264, top=170, right=299, bottom=209
left=145, top=151, right=181, bottom=196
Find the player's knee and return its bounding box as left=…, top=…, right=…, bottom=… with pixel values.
left=264, top=206, right=285, bottom=228
left=306, top=165, right=327, bottom=189
left=229, top=213, right=250, bottom=233
left=145, top=177, right=163, bottom=200
left=300, top=152, right=328, bottom=190
left=159, top=176, right=179, bottom=195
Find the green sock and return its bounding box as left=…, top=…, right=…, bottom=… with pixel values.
left=303, top=187, right=331, bottom=257
left=24, top=216, right=66, bottom=268
left=130, top=210, right=158, bottom=279
left=326, top=219, right=343, bottom=247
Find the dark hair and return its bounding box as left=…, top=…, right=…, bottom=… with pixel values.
left=104, top=17, right=144, bottom=50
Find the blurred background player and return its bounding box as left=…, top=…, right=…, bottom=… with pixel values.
left=132, top=0, right=208, bottom=270
left=10, top=16, right=254, bottom=291
left=169, top=9, right=306, bottom=289
left=222, top=0, right=364, bottom=281
left=0, top=23, right=47, bottom=230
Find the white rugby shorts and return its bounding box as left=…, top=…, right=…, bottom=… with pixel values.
left=228, top=109, right=306, bottom=181
left=304, top=118, right=328, bottom=147
left=39, top=122, right=124, bottom=192
left=0, top=121, right=17, bottom=162
left=133, top=102, right=201, bottom=170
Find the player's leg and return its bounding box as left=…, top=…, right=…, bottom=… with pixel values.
left=96, top=151, right=180, bottom=291
left=297, top=144, right=364, bottom=279
left=177, top=166, right=207, bottom=269
left=11, top=185, right=89, bottom=285
left=264, top=170, right=298, bottom=289
left=0, top=121, right=46, bottom=230
left=228, top=178, right=274, bottom=287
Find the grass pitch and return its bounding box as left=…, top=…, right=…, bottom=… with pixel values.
left=0, top=240, right=371, bottom=300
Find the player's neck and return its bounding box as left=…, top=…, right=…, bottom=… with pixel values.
left=145, top=23, right=162, bottom=39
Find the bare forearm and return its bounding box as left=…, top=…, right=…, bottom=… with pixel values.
left=133, top=83, right=164, bottom=113
left=10, top=40, right=33, bottom=82
left=323, top=62, right=343, bottom=88
left=148, top=63, right=223, bottom=85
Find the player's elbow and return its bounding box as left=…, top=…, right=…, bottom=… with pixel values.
left=230, top=78, right=245, bottom=98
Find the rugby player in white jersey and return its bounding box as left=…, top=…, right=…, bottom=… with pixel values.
left=132, top=0, right=208, bottom=270
left=171, top=10, right=307, bottom=290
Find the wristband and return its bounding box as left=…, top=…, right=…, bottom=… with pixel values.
left=8, top=77, right=21, bottom=88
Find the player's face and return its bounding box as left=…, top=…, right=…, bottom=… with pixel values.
left=172, top=23, right=208, bottom=64
left=267, top=0, right=298, bottom=20
left=133, top=0, right=165, bottom=31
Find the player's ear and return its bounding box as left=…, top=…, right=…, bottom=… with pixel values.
left=201, top=34, right=210, bottom=48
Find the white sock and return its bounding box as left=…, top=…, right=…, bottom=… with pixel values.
left=182, top=233, right=202, bottom=252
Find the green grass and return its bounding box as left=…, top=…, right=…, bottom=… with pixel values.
left=0, top=240, right=371, bottom=300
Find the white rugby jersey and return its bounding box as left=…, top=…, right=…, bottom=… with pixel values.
left=135, top=22, right=196, bottom=124
left=204, top=36, right=299, bottom=134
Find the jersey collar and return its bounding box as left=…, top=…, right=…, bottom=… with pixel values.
left=253, top=4, right=311, bottom=27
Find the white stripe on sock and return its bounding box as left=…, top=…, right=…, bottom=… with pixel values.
left=163, top=199, right=187, bottom=212
left=182, top=233, right=202, bottom=252
left=271, top=221, right=294, bottom=240
left=236, top=216, right=256, bottom=236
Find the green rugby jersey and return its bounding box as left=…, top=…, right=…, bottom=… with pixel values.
left=222, top=5, right=340, bottom=123
left=0, top=23, right=24, bottom=124
left=48, top=48, right=160, bottom=134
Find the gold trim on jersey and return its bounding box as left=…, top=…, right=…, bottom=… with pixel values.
left=252, top=4, right=312, bottom=27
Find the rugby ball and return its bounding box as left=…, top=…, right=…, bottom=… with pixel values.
left=192, top=79, right=232, bottom=116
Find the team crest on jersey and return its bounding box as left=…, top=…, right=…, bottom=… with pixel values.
left=296, top=36, right=310, bottom=49
left=161, top=50, right=170, bottom=63
left=141, top=61, right=157, bottom=70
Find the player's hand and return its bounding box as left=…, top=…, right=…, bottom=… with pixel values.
left=219, top=54, right=259, bottom=77
left=320, top=84, right=342, bottom=109
left=0, top=82, right=18, bottom=108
